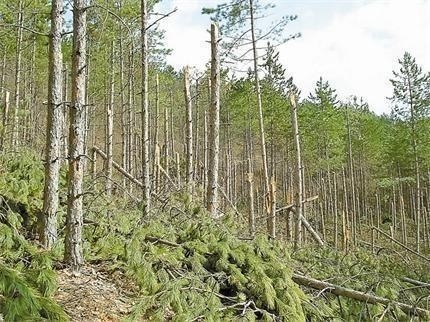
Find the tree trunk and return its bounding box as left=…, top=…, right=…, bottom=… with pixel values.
left=105, top=41, right=115, bottom=196
left=290, top=94, right=303, bottom=248
left=0, top=91, right=10, bottom=151
left=11, top=0, right=23, bottom=148
left=141, top=0, right=151, bottom=215
left=64, top=0, right=87, bottom=271
left=206, top=23, right=220, bottom=218
left=249, top=0, right=270, bottom=227
left=183, top=66, right=194, bottom=194
left=41, top=0, right=64, bottom=249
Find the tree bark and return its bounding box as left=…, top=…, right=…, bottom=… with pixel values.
left=206, top=23, right=220, bottom=218
left=183, top=66, right=194, bottom=194
left=249, top=0, right=270, bottom=225
left=41, top=0, right=64, bottom=249
left=11, top=0, right=23, bottom=148
left=65, top=0, right=87, bottom=271
left=292, top=273, right=430, bottom=318
left=141, top=0, right=151, bottom=215
left=290, top=94, right=303, bottom=248
left=0, top=91, right=9, bottom=151
left=105, top=41, right=115, bottom=196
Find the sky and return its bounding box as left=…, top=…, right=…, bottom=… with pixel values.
left=153, top=0, right=430, bottom=115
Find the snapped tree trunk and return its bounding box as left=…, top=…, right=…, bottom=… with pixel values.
left=206, top=23, right=220, bottom=218
left=290, top=94, right=303, bottom=248
left=105, top=41, right=115, bottom=196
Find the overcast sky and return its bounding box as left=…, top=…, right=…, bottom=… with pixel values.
left=154, top=0, right=430, bottom=114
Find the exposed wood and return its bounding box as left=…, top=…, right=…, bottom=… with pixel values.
left=105, top=40, right=115, bottom=196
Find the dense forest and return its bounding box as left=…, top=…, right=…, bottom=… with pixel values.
left=0, top=0, right=429, bottom=321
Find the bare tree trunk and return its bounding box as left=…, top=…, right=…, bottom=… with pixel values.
left=290, top=95, right=303, bottom=248
left=62, top=65, right=69, bottom=163
left=152, top=73, right=160, bottom=190
left=345, top=106, right=357, bottom=246
left=247, top=157, right=255, bottom=236
left=206, top=23, right=220, bottom=218
left=269, top=176, right=276, bottom=238
left=0, top=51, right=5, bottom=100
left=249, top=0, right=270, bottom=226
left=119, top=30, right=127, bottom=195
left=105, top=41, right=115, bottom=196
left=41, top=0, right=64, bottom=249
left=141, top=0, right=151, bottom=215
left=163, top=87, right=169, bottom=174
left=11, top=0, right=23, bottom=148
left=0, top=91, right=10, bottom=151
left=333, top=172, right=338, bottom=248
left=183, top=66, right=193, bottom=194
left=127, top=45, right=134, bottom=192
left=65, top=0, right=87, bottom=271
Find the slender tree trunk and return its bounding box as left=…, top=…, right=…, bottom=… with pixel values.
left=62, top=65, right=69, bottom=162
left=345, top=106, right=357, bottom=245
left=119, top=29, right=127, bottom=195
left=41, top=0, right=64, bottom=249
left=249, top=0, right=271, bottom=227
left=65, top=0, right=87, bottom=271
left=12, top=0, right=23, bottom=148
left=206, top=23, right=220, bottom=218
left=184, top=66, right=194, bottom=194
left=152, top=73, right=160, bottom=188
left=141, top=0, right=151, bottom=215
left=163, top=87, right=169, bottom=174
left=333, top=172, right=339, bottom=248
left=0, top=51, right=5, bottom=100
left=105, top=41, right=115, bottom=196
left=290, top=95, right=303, bottom=248
left=127, top=45, right=134, bottom=191
left=0, top=91, right=10, bottom=151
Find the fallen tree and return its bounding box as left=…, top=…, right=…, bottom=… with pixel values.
left=292, top=273, right=430, bottom=319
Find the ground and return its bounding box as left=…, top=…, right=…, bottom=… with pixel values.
left=55, top=264, right=136, bottom=322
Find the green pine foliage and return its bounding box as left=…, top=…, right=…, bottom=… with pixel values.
left=0, top=218, right=67, bottom=321
left=0, top=151, right=68, bottom=321
left=293, top=246, right=430, bottom=321
left=85, top=193, right=308, bottom=321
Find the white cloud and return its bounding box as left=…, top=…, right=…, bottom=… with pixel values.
left=155, top=0, right=430, bottom=114
left=155, top=0, right=219, bottom=70
left=281, top=0, right=430, bottom=114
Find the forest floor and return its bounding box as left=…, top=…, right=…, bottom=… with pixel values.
left=54, top=263, right=136, bottom=322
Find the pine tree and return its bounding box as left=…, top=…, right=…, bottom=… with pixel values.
left=389, top=52, right=430, bottom=252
